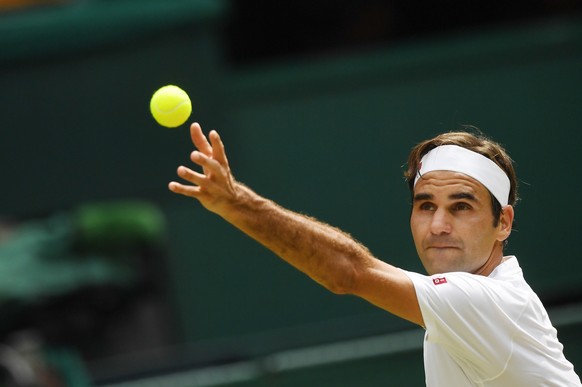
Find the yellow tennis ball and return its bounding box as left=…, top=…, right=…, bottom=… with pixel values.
left=150, top=85, right=192, bottom=128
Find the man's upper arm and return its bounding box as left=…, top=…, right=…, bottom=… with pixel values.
left=352, top=259, right=424, bottom=327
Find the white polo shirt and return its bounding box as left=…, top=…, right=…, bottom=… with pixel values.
left=404, top=256, right=581, bottom=386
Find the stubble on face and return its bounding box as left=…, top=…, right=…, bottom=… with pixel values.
left=410, top=171, right=503, bottom=276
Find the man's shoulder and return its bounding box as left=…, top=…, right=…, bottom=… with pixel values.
left=405, top=263, right=531, bottom=308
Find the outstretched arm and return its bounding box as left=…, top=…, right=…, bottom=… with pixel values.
left=169, top=123, right=423, bottom=326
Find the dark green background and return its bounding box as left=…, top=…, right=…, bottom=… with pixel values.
left=1, top=1, right=581, bottom=384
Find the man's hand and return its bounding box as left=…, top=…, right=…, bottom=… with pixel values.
left=169, top=123, right=238, bottom=215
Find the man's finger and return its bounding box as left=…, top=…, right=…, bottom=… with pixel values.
left=190, top=151, right=224, bottom=177
left=209, top=130, right=229, bottom=167
left=168, top=181, right=201, bottom=198
left=190, top=122, right=213, bottom=156
left=177, top=165, right=207, bottom=186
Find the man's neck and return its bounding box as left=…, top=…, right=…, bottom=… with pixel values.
left=474, top=242, right=504, bottom=277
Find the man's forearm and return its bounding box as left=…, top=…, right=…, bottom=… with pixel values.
left=219, top=183, right=373, bottom=294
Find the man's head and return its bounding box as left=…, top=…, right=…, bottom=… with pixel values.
left=404, top=130, right=518, bottom=275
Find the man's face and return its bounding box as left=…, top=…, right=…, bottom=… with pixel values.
left=410, top=170, right=507, bottom=275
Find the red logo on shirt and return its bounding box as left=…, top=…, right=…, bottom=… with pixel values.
left=432, top=277, right=447, bottom=285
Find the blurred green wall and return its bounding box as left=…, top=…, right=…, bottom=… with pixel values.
left=1, top=2, right=581, bottom=383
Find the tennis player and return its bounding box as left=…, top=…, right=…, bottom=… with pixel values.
left=169, top=122, right=581, bottom=386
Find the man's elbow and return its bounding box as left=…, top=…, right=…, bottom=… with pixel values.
left=320, top=262, right=359, bottom=295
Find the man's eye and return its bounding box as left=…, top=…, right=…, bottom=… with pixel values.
left=419, top=202, right=435, bottom=211
left=453, top=202, right=472, bottom=211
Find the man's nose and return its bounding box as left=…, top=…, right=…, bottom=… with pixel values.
left=430, top=208, right=452, bottom=235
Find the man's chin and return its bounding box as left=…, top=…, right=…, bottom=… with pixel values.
left=422, top=250, right=464, bottom=274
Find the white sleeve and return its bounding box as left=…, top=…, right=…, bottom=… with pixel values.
left=403, top=270, right=528, bottom=373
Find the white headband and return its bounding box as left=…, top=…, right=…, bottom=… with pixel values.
left=414, top=145, right=510, bottom=206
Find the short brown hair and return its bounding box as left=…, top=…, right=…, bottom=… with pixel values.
left=404, top=129, right=519, bottom=225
